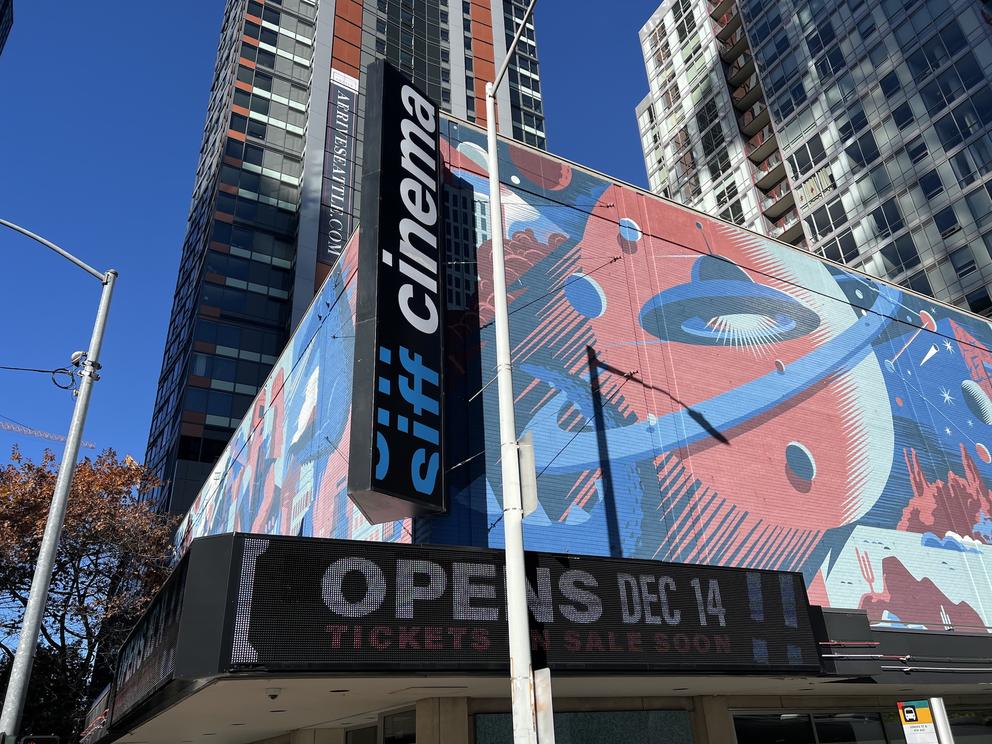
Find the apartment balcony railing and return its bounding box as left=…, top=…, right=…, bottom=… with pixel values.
left=745, top=124, right=777, bottom=163
left=708, top=0, right=734, bottom=21
left=761, top=182, right=795, bottom=221
left=726, top=54, right=755, bottom=87
left=719, top=27, right=749, bottom=62
left=753, top=149, right=786, bottom=190
left=769, top=208, right=804, bottom=244
left=714, top=11, right=742, bottom=41
left=731, top=73, right=762, bottom=111
left=738, top=101, right=770, bottom=136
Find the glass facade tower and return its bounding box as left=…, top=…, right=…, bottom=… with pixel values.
left=0, top=0, right=13, bottom=55
left=638, top=0, right=992, bottom=316
left=145, top=0, right=546, bottom=515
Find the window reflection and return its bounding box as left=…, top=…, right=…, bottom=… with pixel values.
left=813, top=712, right=887, bottom=744
left=733, top=713, right=816, bottom=744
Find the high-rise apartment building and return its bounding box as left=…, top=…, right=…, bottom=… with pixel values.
left=145, top=0, right=547, bottom=514
left=0, top=0, right=13, bottom=56
left=638, top=0, right=992, bottom=316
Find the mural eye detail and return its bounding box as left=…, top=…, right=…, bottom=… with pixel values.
left=564, top=272, right=607, bottom=319
left=619, top=218, right=642, bottom=242
left=785, top=442, right=816, bottom=484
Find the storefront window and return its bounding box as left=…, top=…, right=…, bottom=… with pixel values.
left=382, top=709, right=416, bottom=744
left=475, top=710, right=693, bottom=744
left=813, top=713, right=887, bottom=743
left=345, top=727, right=376, bottom=744
left=734, top=713, right=815, bottom=744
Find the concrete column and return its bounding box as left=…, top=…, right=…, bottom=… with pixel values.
left=416, top=697, right=470, bottom=744
left=691, top=697, right=737, bottom=744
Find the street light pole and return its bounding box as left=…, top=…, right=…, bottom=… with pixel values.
left=0, top=218, right=117, bottom=744
left=485, top=1, right=540, bottom=741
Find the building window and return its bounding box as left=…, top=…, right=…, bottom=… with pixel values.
left=919, top=169, right=944, bottom=199
left=935, top=206, right=961, bottom=237
left=967, top=287, right=992, bottom=314
left=880, top=232, right=920, bottom=274
left=904, top=270, right=933, bottom=295
left=880, top=70, right=901, bottom=98
left=951, top=245, right=978, bottom=278
left=893, top=101, right=914, bottom=130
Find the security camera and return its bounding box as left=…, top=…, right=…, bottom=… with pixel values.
left=265, top=688, right=282, bottom=701
left=70, top=351, right=86, bottom=367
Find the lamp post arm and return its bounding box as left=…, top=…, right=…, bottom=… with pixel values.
left=0, top=218, right=106, bottom=282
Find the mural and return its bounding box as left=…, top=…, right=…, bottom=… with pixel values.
left=177, top=118, right=992, bottom=633
left=174, top=240, right=412, bottom=553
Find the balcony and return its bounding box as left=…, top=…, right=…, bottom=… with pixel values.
left=760, top=182, right=795, bottom=221
left=714, top=11, right=742, bottom=41
left=769, top=209, right=804, bottom=244
left=719, top=28, right=749, bottom=62
left=731, top=74, right=762, bottom=111
left=709, top=0, right=734, bottom=21
left=745, top=124, right=777, bottom=163
left=738, top=101, right=770, bottom=136
left=753, top=150, right=786, bottom=191
left=726, top=54, right=755, bottom=87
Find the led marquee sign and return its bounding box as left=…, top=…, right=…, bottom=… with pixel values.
left=231, top=535, right=820, bottom=674
left=348, top=60, right=446, bottom=523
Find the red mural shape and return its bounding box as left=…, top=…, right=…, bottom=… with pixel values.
left=952, top=319, right=992, bottom=398
left=858, top=554, right=985, bottom=631
left=900, top=445, right=992, bottom=537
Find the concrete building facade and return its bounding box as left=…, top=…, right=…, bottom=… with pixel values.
left=638, top=0, right=992, bottom=318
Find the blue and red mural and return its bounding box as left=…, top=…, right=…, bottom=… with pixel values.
left=177, top=118, right=992, bottom=633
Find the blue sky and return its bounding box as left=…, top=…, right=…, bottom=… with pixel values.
left=0, top=1, right=658, bottom=464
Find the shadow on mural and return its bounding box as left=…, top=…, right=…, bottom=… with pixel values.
left=177, top=118, right=992, bottom=634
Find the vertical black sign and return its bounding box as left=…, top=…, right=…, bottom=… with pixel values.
left=318, top=69, right=360, bottom=263
left=349, top=61, right=446, bottom=523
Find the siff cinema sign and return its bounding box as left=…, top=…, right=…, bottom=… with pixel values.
left=231, top=536, right=820, bottom=674
left=349, top=60, right=446, bottom=524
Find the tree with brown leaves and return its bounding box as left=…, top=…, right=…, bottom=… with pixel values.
left=0, top=448, right=176, bottom=741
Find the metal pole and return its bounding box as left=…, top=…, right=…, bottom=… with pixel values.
left=485, top=4, right=542, bottom=741
left=0, top=250, right=116, bottom=742
left=486, top=80, right=538, bottom=744
left=930, top=698, right=957, bottom=743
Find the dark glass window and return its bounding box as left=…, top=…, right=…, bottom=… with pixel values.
left=967, top=287, right=992, bottom=314
left=734, top=715, right=815, bottom=744
left=893, top=101, right=914, bottom=130
left=951, top=245, right=978, bottom=277
left=880, top=71, right=901, bottom=98
left=905, top=270, right=933, bottom=295
left=941, top=21, right=967, bottom=55
left=935, top=206, right=961, bottom=237
left=838, top=229, right=859, bottom=262
left=906, top=136, right=929, bottom=163
left=813, top=712, right=889, bottom=743
left=920, top=169, right=944, bottom=198
left=881, top=233, right=920, bottom=273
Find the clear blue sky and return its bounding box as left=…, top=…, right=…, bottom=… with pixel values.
left=0, top=1, right=659, bottom=464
